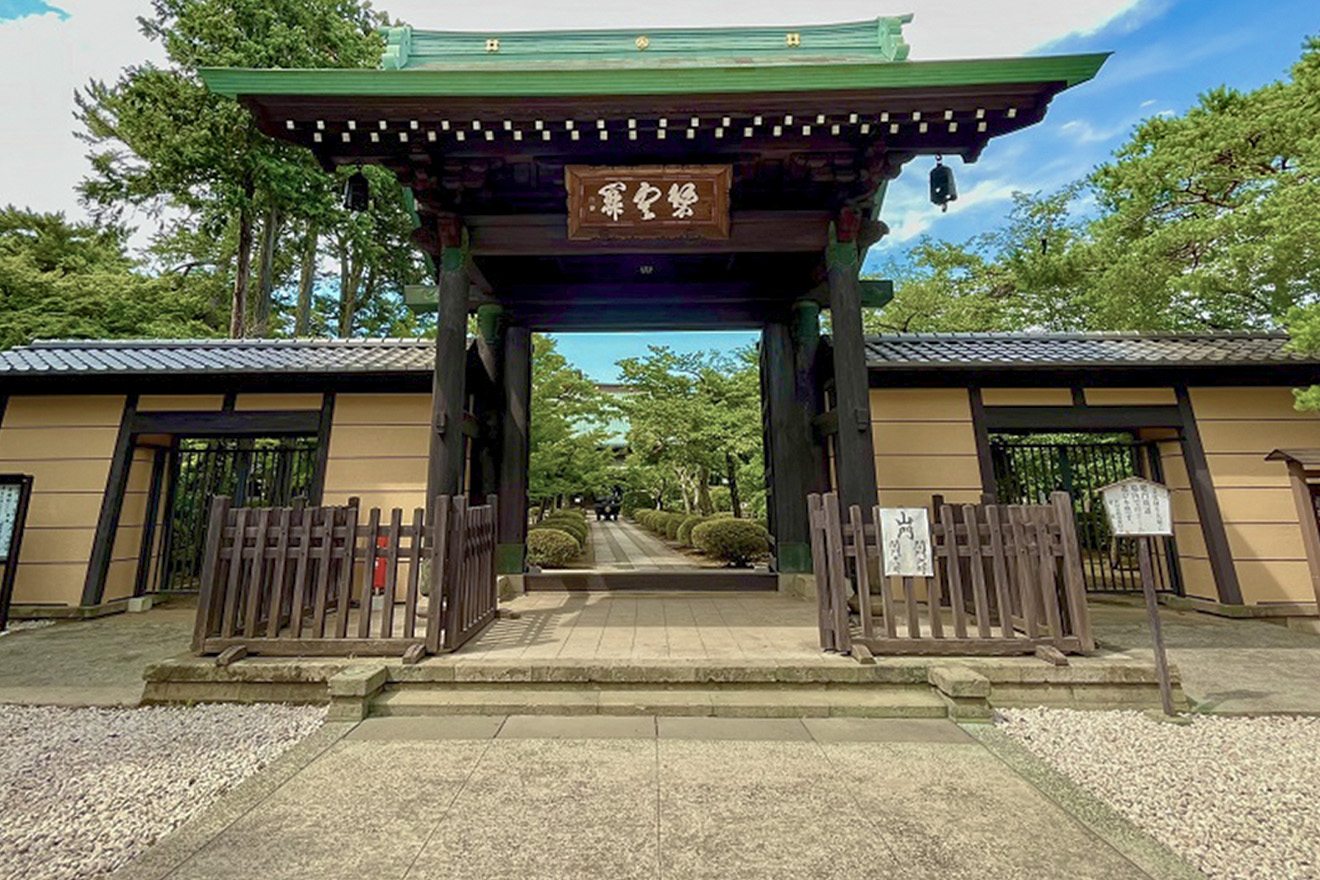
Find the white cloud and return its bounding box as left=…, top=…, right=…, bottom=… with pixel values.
left=0, top=0, right=1144, bottom=225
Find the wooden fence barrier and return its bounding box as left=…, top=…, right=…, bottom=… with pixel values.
left=191, top=493, right=498, bottom=659
left=809, top=491, right=1094, bottom=656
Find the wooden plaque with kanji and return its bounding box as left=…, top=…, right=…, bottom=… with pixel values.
left=565, top=165, right=732, bottom=240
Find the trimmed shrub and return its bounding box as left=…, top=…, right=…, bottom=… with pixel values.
left=676, top=515, right=706, bottom=546
left=663, top=512, right=687, bottom=540
left=692, top=518, right=771, bottom=567
left=527, top=528, right=580, bottom=568
left=537, top=516, right=587, bottom=547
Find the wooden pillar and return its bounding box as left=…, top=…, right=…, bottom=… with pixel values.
left=497, top=325, right=532, bottom=574
left=471, top=304, right=505, bottom=503
left=825, top=219, right=879, bottom=518
left=426, top=240, right=469, bottom=503
left=762, top=320, right=813, bottom=572
left=81, top=394, right=138, bottom=607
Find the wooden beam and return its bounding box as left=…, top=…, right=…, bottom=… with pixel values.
left=133, top=447, right=168, bottom=598
left=82, top=395, right=138, bottom=607
left=982, top=405, right=1184, bottom=432
left=466, top=211, right=832, bottom=256
left=497, top=326, right=532, bottom=574
left=825, top=223, right=878, bottom=517
left=1284, top=459, right=1320, bottom=608
left=1176, top=386, right=1244, bottom=605
left=968, top=388, right=997, bottom=496
left=309, top=393, right=335, bottom=504
left=762, top=321, right=813, bottom=573
left=130, top=410, right=323, bottom=436
left=427, top=256, right=470, bottom=501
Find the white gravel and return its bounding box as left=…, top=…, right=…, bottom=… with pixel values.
left=0, top=619, right=57, bottom=636
left=998, top=708, right=1320, bottom=880
left=0, top=703, right=324, bottom=880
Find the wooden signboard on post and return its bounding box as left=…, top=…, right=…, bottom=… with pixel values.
left=565, top=165, right=731, bottom=240
left=0, top=474, right=34, bottom=632
left=1099, top=476, right=1177, bottom=715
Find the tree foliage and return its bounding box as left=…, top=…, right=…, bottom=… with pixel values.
left=868, top=36, right=1320, bottom=341
left=528, top=335, right=617, bottom=506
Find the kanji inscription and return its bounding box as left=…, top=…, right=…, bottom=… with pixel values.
left=878, top=508, right=934, bottom=578
left=565, top=165, right=731, bottom=240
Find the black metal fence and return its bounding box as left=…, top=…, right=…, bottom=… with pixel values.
left=155, top=437, right=319, bottom=592
left=990, top=437, right=1182, bottom=594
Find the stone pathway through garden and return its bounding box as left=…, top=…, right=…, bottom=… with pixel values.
left=587, top=518, right=697, bottom=570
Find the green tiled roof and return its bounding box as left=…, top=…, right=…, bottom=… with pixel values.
left=379, top=18, right=912, bottom=70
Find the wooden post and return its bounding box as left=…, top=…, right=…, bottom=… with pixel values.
left=825, top=219, right=878, bottom=519
left=427, top=239, right=470, bottom=503
left=472, top=304, right=505, bottom=503
left=762, top=320, right=813, bottom=572
left=497, top=325, right=532, bottom=574
left=1138, top=537, right=1177, bottom=715
left=1284, top=460, right=1320, bottom=608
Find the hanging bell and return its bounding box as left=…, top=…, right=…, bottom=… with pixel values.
left=929, top=157, right=957, bottom=213
left=343, top=171, right=370, bottom=212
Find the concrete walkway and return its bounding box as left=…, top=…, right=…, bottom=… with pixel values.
left=1089, top=597, right=1320, bottom=714
left=114, top=715, right=1194, bottom=880
left=587, top=518, right=698, bottom=570
left=0, top=602, right=194, bottom=706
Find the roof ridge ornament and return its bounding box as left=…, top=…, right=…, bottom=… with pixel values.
left=379, top=25, right=412, bottom=70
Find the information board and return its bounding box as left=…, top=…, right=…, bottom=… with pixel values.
left=0, top=482, right=20, bottom=562
left=1099, top=477, right=1172, bottom=537
left=878, top=507, right=935, bottom=577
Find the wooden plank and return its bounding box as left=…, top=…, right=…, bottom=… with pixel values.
left=1008, top=506, right=1039, bottom=639
left=191, top=496, right=232, bottom=653
left=202, top=637, right=427, bottom=657
left=926, top=509, right=945, bottom=639
left=219, top=508, right=247, bottom=639
left=442, top=496, right=469, bottom=652
left=962, top=505, right=993, bottom=638
left=862, top=637, right=1080, bottom=657
left=848, top=505, right=873, bottom=640
left=214, top=645, right=247, bottom=667
left=402, top=643, right=426, bottom=665
left=266, top=508, right=292, bottom=639
left=356, top=509, right=382, bottom=641
left=902, top=576, right=920, bottom=639
left=288, top=507, right=313, bottom=639
left=1033, top=508, right=1066, bottom=643
left=871, top=504, right=897, bottom=638
left=806, top=494, right=835, bottom=650
left=242, top=508, right=271, bottom=638
left=1051, top=491, right=1094, bottom=651
left=310, top=509, right=335, bottom=638
left=985, top=506, right=1016, bottom=640
left=1138, top=537, right=1177, bottom=715
left=822, top=493, right=852, bottom=654
left=403, top=507, right=425, bottom=638
left=1034, top=645, right=1069, bottom=666
left=425, top=495, right=450, bottom=654
left=939, top=504, right=968, bottom=638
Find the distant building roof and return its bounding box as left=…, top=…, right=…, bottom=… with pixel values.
left=1, top=331, right=1317, bottom=381
left=0, top=338, right=434, bottom=376
left=863, top=331, right=1320, bottom=369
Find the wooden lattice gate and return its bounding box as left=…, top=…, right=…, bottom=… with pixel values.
left=192, top=494, right=498, bottom=658
left=809, top=491, right=1094, bottom=656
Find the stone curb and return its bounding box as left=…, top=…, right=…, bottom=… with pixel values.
left=110, top=720, right=357, bottom=880
left=963, top=722, right=1204, bottom=880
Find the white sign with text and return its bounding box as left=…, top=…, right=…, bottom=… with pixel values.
left=879, top=507, right=934, bottom=577
left=1100, top=477, right=1172, bottom=537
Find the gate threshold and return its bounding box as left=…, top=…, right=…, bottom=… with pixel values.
left=524, top=570, right=776, bottom=592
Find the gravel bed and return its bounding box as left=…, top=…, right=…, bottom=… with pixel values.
left=0, top=703, right=324, bottom=880
left=998, top=708, right=1320, bottom=880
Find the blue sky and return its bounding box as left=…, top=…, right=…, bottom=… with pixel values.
left=1, top=0, right=1315, bottom=380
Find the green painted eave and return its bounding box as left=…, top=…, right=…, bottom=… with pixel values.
left=199, top=53, right=1109, bottom=100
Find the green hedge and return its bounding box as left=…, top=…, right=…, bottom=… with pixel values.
left=692, top=518, right=771, bottom=567
left=534, top=516, right=587, bottom=547
left=527, top=529, right=580, bottom=567
left=676, top=515, right=706, bottom=546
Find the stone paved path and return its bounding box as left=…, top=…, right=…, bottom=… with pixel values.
left=114, top=716, right=1182, bottom=880
left=587, top=518, right=697, bottom=570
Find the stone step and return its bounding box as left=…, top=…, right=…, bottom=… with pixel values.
left=370, top=685, right=948, bottom=718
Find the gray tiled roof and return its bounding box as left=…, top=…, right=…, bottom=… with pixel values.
left=863, top=331, right=1320, bottom=368
left=0, top=332, right=1315, bottom=377
left=0, top=338, right=436, bottom=375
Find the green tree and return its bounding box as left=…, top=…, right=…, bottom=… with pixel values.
left=0, top=207, right=222, bottom=348
left=528, top=335, right=616, bottom=507
left=74, top=0, right=388, bottom=337
left=616, top=346, right=761, bottom=516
